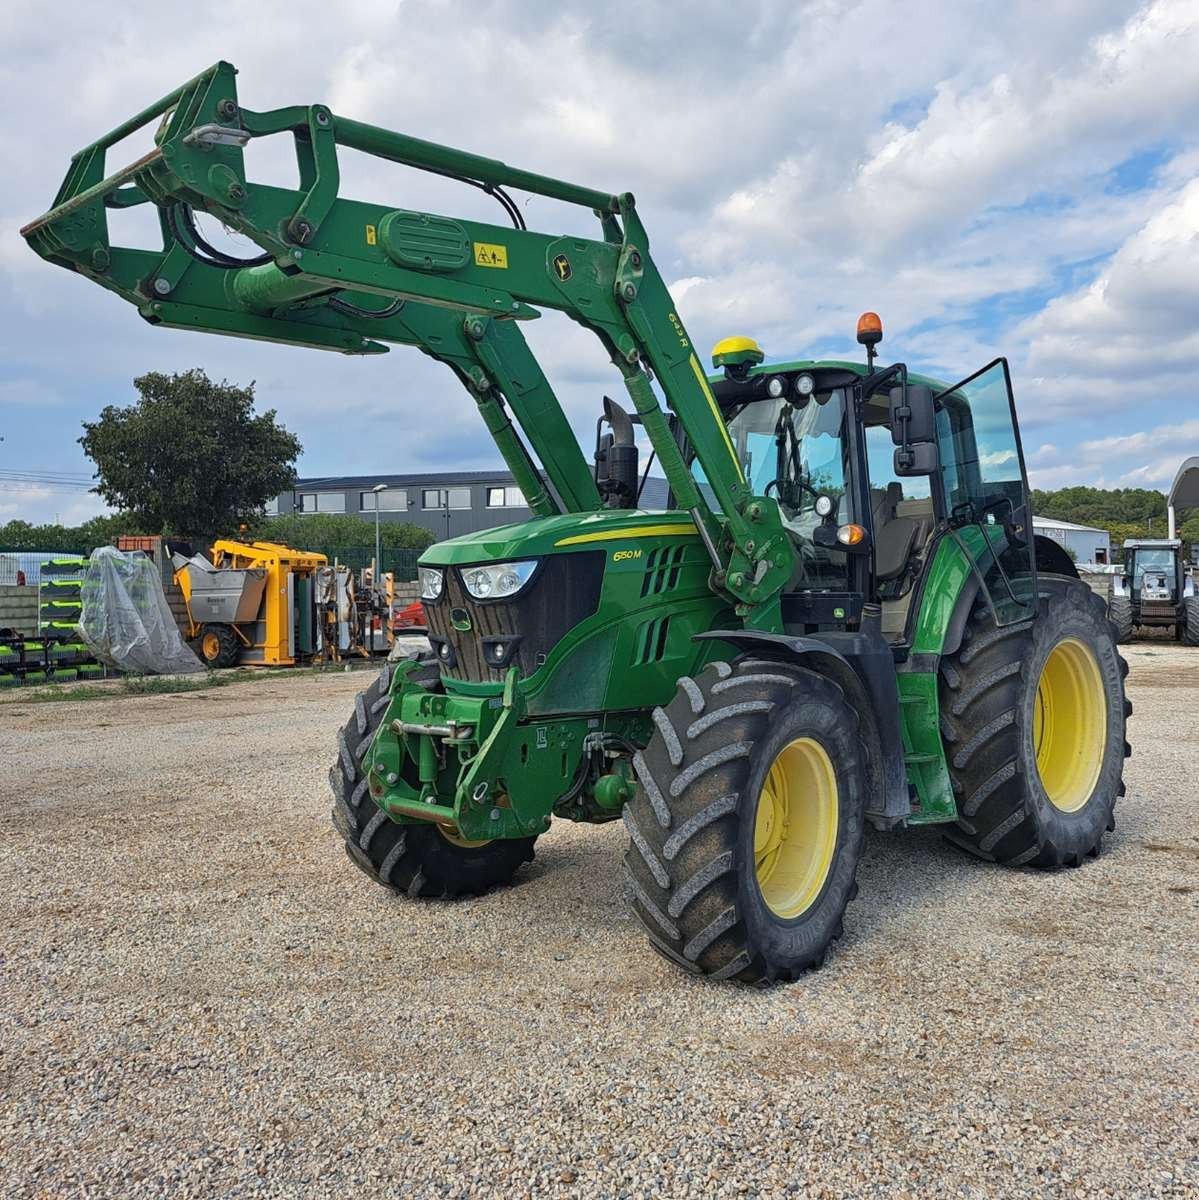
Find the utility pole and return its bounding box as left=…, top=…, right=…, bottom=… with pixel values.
left=371, top=483, right=386, bottom=580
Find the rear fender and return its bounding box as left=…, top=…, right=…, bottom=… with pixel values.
left=694, top=629, right=910, bottom=826
left=1034, top=534, right=1079, bottom=580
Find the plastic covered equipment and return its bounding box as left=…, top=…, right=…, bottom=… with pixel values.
left=79, top=547, right=203, bottom=675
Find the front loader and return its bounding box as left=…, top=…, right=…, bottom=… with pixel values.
left=24, top=63, right=1131, bottom=983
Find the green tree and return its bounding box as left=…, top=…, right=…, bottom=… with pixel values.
left=249, top=512, right=434, bottom=551
left=78, top=369, right=300, bottom=536
left=0, top=513, right=152, bottom=551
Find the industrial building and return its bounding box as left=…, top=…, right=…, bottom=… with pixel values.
left=272, top=472, right=671, bottom=540
left=271, top=471, right=535, bottom=541
left=1032, top=516, right=1111, bottom=565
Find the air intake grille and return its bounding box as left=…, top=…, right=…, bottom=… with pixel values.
left=640, top=545, right=687, bottom=597
left=632, top=615, right=672, bottom=665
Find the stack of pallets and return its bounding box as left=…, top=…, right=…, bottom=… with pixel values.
left=0, top=556, right=108, bottom=688
left=38, top=556, right=86, bottom=635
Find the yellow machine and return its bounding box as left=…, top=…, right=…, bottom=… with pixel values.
left=173, top=540, right=327, bottom=667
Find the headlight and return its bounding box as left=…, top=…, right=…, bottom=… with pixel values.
left=460, top=560, right=538, bottom=601
left=795, top=373, right=816, bottom=398
left=418, top=566, right=444, bottom=601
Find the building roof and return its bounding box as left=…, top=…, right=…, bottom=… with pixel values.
left=1032, top=516, right=1108, bottom=535
left=1169, top=457, right=1199, bottom=510
left=293, top=470, right=519, bottom=490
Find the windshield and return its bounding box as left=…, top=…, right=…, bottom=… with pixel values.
left=1134, top=549, right=1174, bottom=578
left=692, top=390, right=849, bottom=587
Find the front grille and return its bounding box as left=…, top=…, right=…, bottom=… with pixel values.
left=424, top=551, right=605, bottom=682
left=1140, top=599, right=1176, bottom=616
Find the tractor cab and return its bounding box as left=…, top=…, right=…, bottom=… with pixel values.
left=706, top=319, right=1039, bottom=645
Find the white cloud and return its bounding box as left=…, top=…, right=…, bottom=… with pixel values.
left=1027, top=418, right=1199, bottom=490
left=0, top=0, right=1197, bottom=525
left=1024, top=177, right=1199, bottom=383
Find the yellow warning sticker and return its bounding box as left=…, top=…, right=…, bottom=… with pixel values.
left=365, top=224, right=377, bottom=246
left=474, top=242, right=509, bottom=269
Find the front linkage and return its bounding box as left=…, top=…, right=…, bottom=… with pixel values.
left=367, top=660, right=643, bottom=843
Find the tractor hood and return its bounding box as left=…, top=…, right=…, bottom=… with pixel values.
left=419, top=508, right=699, bottom=567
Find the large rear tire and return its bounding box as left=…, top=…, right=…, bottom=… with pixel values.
left=1183, top=596, right=1199, bottom=646
left=625, top=658, right=866, bottom=983
left=1109, top=595, right=1134, bottom=644
left=330, top=664, right=536, bottom=897
left=940, top=578, right=1130, bottom=868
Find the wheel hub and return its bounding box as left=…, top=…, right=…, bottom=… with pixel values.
left=753, top=737, right=839, bottom=919
left=1033, top=637, right=1107, bottom=813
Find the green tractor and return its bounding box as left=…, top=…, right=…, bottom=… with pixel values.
left=25, top=63, right=1130, bottom=982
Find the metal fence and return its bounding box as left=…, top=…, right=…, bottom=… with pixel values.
left=305, top=546, right=423, bottom=581
left=0, top=548, right=94, bottom=586
left=2, top=544, right=424, bottom=584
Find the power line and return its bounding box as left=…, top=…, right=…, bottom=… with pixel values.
left=0, top=481, right=94, bottom=494
left=0, top=468, right=94, bottom=481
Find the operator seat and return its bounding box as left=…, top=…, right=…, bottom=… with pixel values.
left=874, top=488, right=936, bottom=641
left=872, top=484, right=918, bottom=583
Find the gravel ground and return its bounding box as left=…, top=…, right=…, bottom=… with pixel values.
left=1, top=644, right=1196, bottom=1199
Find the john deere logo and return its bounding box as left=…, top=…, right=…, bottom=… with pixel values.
left=450, top=608, right=473, bottom=632
left=552, top=254, right=572, bottom=281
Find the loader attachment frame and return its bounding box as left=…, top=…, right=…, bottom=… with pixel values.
left=22, top=61, right=791, bottom=620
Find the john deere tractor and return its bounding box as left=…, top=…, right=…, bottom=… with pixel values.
left=25, top=63, right=1130, bottom=982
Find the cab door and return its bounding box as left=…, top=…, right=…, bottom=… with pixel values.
left=933, top=359, right=1038, bottom=625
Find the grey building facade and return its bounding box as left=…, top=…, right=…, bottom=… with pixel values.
left=272, top=471, right=673, bottom=541
left=271, top=471, right=536, bottom=541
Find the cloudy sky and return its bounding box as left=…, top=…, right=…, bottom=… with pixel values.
left=1, top=0, right=1196, bottom=524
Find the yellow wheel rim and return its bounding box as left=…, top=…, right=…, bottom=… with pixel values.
left=437, top=825, right=493, bottom=850
left=201, top=632, right=220, bottom=661
left=1033, top=637, right=1107, bottom=813
left=753, top=737, right=839, bottom=919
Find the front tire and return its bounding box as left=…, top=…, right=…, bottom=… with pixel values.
left=625, top=658, right=866, bottom=983
left=1183, top=596, right=1199, bottom=646
left=197, top=623, right=239, bottom=668
left=940, top=578, right=1130, bottom=868
left=330, top=664, right=536, bottom=897
left=1109, top=595, right=1133, bottom=644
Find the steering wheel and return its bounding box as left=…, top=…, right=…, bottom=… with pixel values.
left=764, top=477, right=821, bottom=512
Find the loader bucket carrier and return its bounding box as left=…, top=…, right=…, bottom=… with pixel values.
left=25, top=63, right=1131, bottom=984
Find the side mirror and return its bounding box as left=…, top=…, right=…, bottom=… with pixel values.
left=889, top=383, right=939, bottom=476
left=889, top=383, right=936, bottom=445
left=894, top=442, right=939, bottom=476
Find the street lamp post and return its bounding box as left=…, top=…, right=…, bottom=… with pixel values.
left=371, top=483, right=386, bottom=580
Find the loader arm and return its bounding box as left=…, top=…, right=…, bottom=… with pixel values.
left=22, top=60, right=792, bottom=619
